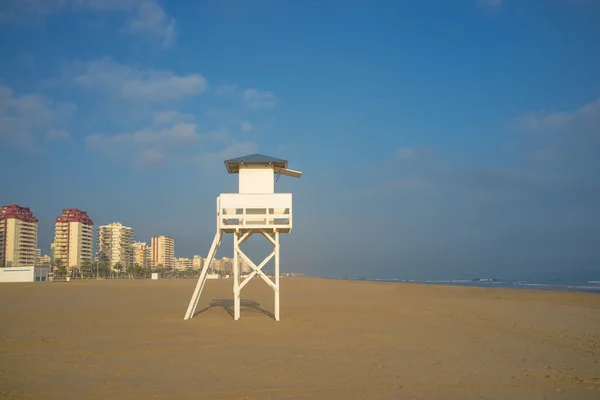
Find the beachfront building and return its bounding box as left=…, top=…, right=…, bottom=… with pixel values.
left=240, top=257, right=250, bottom=274
left=97, top=222, right=134, bottom=269
left=209, top=257, right=223, bottom=273
left=221, top=257, right=233, bottom=275
left=53, top=208, right=94, bottom=269
left=192, top=255, right=204, bottom=270
left=38, top=254, right=51, bottom=267
left=0, top=204, right=38, bottom=267
left=175, top=257, right=193, bottom=270
left=50, top=242, right=55, bottom=262
left=132, top=241, right=151, bottom=269
left=151, top=236, right=174, bottom=269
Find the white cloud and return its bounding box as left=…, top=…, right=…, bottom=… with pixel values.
left=394, top=146, right=433, bottom=163
left=395, top=147, right=418, bottom=161
left=68, top=57, right=206, bottom=103
left=0, top=0, right=176, bottom=47
left=240, top=121, right=253, bottom=132
left=86, top=117, right=260, bottom=169
left=188, top=140, right=258, bottom=169
left=215, top=83, right=279, bottom=110
left=86, top=122, right=200, bottom=166
left=47, top=128, right=70, bottom=140
left=216, top=83, right=239, bottom=95
left=215, top=140, right=258, bottom=160
left=513, top=97, right=600, bottom=172
left=123, top=1, right=176, bottom=48
left=135, top=147, right=165, bottom=166
left=514, top=97, right=600, bottom=134
left=0, top=85, right=75, bottom=150
left=153, top=110, right=194, bottom=125
left=243, top=89, right=278, bottom=109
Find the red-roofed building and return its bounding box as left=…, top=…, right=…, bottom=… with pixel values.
left=53, top=208, right=94, bottom=268
left=0, top=204, right=38, bottom=267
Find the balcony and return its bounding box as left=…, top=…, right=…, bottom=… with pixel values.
left=218, top=193, right=292, bottom=233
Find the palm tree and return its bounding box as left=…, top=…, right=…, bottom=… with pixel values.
left=114, top=262, right=123, bottom=278
left=99, top=261, right=111, bottom=278
left=81, top=260, right=93, bottom=278
left=126, top=263, right=141, bottom=279
left=53, top=258, right=66, bottom=278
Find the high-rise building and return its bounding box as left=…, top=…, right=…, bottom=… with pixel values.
left=132, top=241, right=151, bottom=269
left=151, top=236, right=174, bottom=269
left=54, top=209, right=94, bottom=268
left=97, top=222, right=134, bottom=268
left=0, top=204, right=38, bottom=267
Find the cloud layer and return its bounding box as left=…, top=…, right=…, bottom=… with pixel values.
left=86, top=122, right=200, bottom=166
left=0, top=0, right=176, bottom=47
left=68, top=57, right=206, bottom=102
left=0, top=85, right=75, bottom=150
left=44, top=57, right=270, bottom=167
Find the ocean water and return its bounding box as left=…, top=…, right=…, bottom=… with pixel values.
left=336, top=277, right=600, bottom=294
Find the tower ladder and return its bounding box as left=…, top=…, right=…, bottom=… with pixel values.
left=184, top=231, right=222, bottom=320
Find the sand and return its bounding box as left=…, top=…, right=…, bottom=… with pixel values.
left=0, top=278, right=599, bottom=400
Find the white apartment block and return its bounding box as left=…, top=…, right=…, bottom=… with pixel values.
left=192, top=255, right=204, bottom=270
left=53, top=208, right=94, bottom=268
left=98, top=222, right=134, bottom=268
left=132, top=241, right=151, bottom=269
left=151, top=236, right=174, bottom=269
left=175, top=257, right=193, bottom=270
left=0, top=204, right=38, bottom=267
left=38, top=254, right=51, bottom=267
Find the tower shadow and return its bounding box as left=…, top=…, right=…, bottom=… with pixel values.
left=193, top=298, right=275, bottom=320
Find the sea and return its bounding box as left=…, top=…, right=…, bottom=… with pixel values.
left=333, top=277, right=600, bottom=294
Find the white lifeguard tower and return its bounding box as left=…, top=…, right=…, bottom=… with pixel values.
left=184, top=154, right=302, bottom=321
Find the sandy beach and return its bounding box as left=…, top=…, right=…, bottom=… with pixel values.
left=0, top=278, right=599, bottom=399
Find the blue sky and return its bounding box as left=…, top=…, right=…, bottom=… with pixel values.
left=1, top=0, right=599, bottom=281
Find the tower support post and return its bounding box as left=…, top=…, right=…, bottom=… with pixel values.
left=233, top=232, right=240, bottom=320
left=275, top=231, right=280, bottom=321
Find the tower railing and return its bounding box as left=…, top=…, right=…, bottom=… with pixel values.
left=217, top=193, right=293, bottom=232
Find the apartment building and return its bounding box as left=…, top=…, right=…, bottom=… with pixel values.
left=0, top=204, right=38, bottom=267
left=175, top=257, right=193, bottom=270
left=151, top=236, right=174, bottom=269
left=53, top=208, right=94, bottom=268
left=98, top=222, right=134, bottom=268
left=240, top=257, right=251, bottom=274
left=132, top=241, right=151, bottom=269
left=38, top=254, right=51, bottom=267
left=192, top=255, right=204, bottom=270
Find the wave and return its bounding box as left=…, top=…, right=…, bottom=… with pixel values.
left=350, top=277, right=600, bottom=294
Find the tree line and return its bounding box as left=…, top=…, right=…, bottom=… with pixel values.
left=50, top=258, right=204, bottom=279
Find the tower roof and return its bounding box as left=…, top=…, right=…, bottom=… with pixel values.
left=224, top=153, right=288, bottom=174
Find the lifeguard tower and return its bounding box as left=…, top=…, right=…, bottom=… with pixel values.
left=184, top=154, right=302, bottom=321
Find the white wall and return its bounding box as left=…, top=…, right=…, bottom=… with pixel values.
left=0, top=267, right=35, bottom=283
left=239, top=166, right=274, bottom=194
